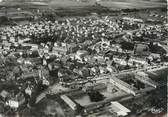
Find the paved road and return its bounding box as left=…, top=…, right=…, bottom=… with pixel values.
left=35, top=64, right=168, bottom=104
left=36, top=84, right=70, bottom=103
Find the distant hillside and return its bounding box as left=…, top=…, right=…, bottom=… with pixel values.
left=149, top=0, right=167, bottom=2
left=100, top=0, right=167, bottom=2
left=0, top=0, right=166, bottom=9
left=1, top=0, right=51, bottom=2
left=1, top=0, right=166, bottom=3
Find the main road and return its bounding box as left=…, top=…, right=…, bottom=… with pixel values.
left=35, top=64, right=168, bottom=104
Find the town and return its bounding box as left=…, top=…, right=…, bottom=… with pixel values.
left=0, top=0, right=167, bottom=117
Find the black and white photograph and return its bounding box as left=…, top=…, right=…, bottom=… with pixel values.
left=0, top=0, right=167, bottom=117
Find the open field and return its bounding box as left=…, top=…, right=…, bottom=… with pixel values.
left=48, top=0, right=167, bottom=9
left=0, top=0, right=166, bottom=18
left=0, top=0, right=166, bottom=9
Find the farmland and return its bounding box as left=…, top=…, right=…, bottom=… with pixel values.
left=1, top=0, right=165, bottom=9
left=0, top=0, right=166, bottom=19
left=47, top=0, right=166, bottom=9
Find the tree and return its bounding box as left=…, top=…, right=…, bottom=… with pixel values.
left=120, top=41, right=134, bottom=50
left=0, top=16, right=9, bottom=25
left=88, top=90, right=105, bottom=102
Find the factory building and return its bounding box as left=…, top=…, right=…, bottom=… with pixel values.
left=21, top=71, right=39, bottom=80
left=109, top=76, right=137, bottom=96
left=60, top=95, right=77, bottom=111
left=109, top=101, right=131, bottom=116
left=122, top=17, right=144, bottom=23
left=135, top=72, right=157, bottom=88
